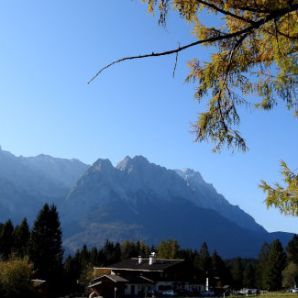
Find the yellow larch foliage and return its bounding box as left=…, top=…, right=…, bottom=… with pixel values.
left=142, top=0, right=298, bottom=215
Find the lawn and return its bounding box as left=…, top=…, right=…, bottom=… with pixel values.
left=230, top=293, right=298, bottom=298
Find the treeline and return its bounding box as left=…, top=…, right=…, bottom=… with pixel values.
left=68, top=238, right=298, bottom=292
left=0, top=204, right=298, bottom=297
left=0, top=204, right=63, bottom=297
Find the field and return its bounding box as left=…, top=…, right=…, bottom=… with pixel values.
left=230, top=293, right=298, bottom=298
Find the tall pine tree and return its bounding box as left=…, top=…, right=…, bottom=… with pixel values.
left=243, top=263, right=256, bottom=288
left=13, top=218, right=30, bottom=258
left=264, top=240, right=287, bottom=291
left=194, top=242, right=212, bottom=283
left=229, top=257, right=244, bottom=289
left=0, top=220, right=14, bottom=260
left=29, top=204, right=63, bottom=296
left=211, top=251, right=230, bottom=287
left=287, top=235, right=298, bottom=265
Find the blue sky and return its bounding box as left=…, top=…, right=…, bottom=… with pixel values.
left=0, top=1, right=297, bottom=233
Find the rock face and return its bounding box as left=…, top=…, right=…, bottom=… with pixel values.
left=62, top=156, right=284, bottom=257
left=175, top=169, right=266, bottom=233
left=0, top=147, right=88, bottom=222
left=0, top=149, right=292, bottom=257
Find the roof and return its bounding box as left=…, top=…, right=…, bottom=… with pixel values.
left=32, top=279, right=46, bottom=287
left=125, top=275, right=155, bottom=284
left=95, top=258, right=184, bottom=272
left=89, top=274, right=128, bottom=288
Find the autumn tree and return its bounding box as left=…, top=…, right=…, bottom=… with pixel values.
left=121, top=240, right=150, bottom=259
left=91, top=0, right=298, bottom=215
left=260, top=161, right=298, bottom=216
left=157, top=239, right=179, bottom=259
left=282, top=262, right=298, bottom=288
left=0, top=258, right=36, bottom=298
left=282, top=235, right=298, bottom=288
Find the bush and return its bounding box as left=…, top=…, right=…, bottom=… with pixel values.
left=0, top=257, right=37, bottom=298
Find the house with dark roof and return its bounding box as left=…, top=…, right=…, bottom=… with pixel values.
left=88, top=254, right=204, bottom=298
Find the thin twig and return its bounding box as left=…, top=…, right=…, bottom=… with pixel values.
left=172, top=43, right=180, bottom=78
left=87, top=27, right=252, bottom=84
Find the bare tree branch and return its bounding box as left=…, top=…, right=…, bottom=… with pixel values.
left=88, top=4, right=298, bottom=84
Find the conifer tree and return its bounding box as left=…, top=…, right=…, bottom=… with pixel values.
left=256, top=242, right=270, bottom=289
left=13, top=218, right=30, bottom=258
left=211, top=251, right=230, bottom=286
left=287, top=234, right=298, bottom=265
left=229, top=257, right=244, bottom=289
left=29, top=204, right=63, bottom=296
left=121, top=241, right=139, bottom=260
left=243, top=263, right=256, bottom=288
left=136, top=241, right=150, bottom=258
left=0, top=220, right=14, bottom=260
left=64, top=254, right=83, bottom=294
left=264, top=240, right=287, bottom=291
left=102, top=240, right=121, bottom=265
left=194, top=242, right=211, bottom=281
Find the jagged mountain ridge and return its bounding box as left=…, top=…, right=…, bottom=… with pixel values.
left=175, top=168, right=265, bottom=233
left=0, top=148, right=292, bottom=257
left=62, top=155, right=279, bottom=257
left=0, top=147, right=88, bottom=222
left=63, top=156, right=264, bottom=233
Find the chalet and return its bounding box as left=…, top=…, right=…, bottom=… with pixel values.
left=88, top=253, right=204, bottom=298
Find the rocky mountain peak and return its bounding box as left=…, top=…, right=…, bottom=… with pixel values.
left=116, top=155, right=150, bottom=171
left=92, top=158, right=114, bottom=172
left=176, top=168, right=205, bottom=185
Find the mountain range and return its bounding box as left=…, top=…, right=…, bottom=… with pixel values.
left=0, top=147, right=293, bottom=257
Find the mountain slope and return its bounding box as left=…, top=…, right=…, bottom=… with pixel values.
left=62, top=156, right=274, bottom=257
left=0, top=147, right=88, bottom=222
left=0, top=148, right=292, bottom=257
left=176, top=169, right=266, bottom=233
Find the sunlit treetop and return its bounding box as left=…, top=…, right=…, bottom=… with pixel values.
left=144, top=0, right=298, bottom=152
left=260, top=162, right=298, bottom=216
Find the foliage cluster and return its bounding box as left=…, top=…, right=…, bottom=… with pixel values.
left=142, top=0, right=298, bottom=152
left=0, top=258, right=36, bottom=298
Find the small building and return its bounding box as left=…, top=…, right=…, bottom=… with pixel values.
left=88, top=274, right=128, bottom=298
left=88, top=254, right=204, bottom=298
left=32, top=279, right=48, bottom=297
